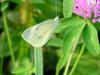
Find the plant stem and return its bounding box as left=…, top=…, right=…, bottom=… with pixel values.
left=63, top=43, right=77, bottom=75
left=69, top=44, right=85, bottom=75
left=3, top=12, right=16, bottom=67
left=34, top=47, right=43, bottom=75
left=63, top=34, right=81, bottom=75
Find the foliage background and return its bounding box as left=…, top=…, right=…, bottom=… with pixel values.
left=0, top=0, right=100, bottom=75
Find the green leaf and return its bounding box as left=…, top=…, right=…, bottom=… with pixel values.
left=82, top=22, right=100, bottom=55
left=47, top=37, right=62, bottom=47
left=54, top=17, right=84, bottom=33
left=63, top=0, right=73, bottom=18
left=1, top=1, right=8, bottom=12
left=56, top=18, right=86, bottom=74
left=94, top=23, right=100, bottom=32
left=72, top=53, right=100, bottom=75
left=12, top=58, right=34, bottom=75
left=12, top=66, right=26, bottom=74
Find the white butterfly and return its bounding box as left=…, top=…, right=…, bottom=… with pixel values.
left=22, top=16, right=59, bottom=47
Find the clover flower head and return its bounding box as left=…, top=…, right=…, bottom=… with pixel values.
left=73, top=0, right=100, bottom=23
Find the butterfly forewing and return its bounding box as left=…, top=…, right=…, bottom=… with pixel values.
left=22, top=17, right=59, bottom=47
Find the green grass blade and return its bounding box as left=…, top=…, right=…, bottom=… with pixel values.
left=34, top=47, right=43, bottom=75
left=3, top=12, right=16, bottom=67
